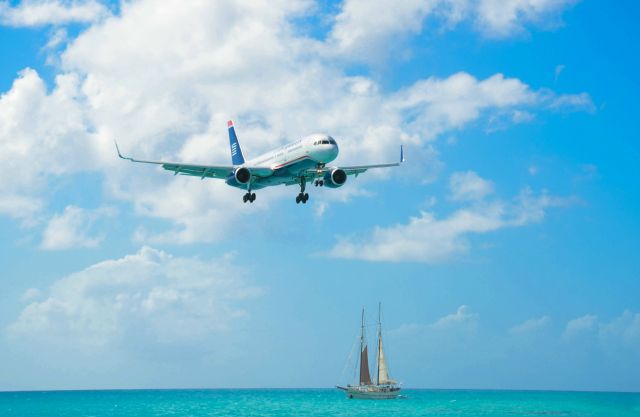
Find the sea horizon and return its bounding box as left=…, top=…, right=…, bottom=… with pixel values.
left=2, top=388, right=639, bottom=417
left=2, top=387, right=640, bottom=394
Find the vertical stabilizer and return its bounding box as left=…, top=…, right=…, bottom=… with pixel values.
left=228, top=120, right=246, bottom=165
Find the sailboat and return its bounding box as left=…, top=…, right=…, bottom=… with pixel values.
left=336, top=304, right=401, bottom=399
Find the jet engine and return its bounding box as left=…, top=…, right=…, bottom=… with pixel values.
left=234, top=167, right=251, bottom=184
left=323, top=168, right=347, bottom=188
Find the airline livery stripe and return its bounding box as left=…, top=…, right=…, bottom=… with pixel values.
left=272, top=155, right=310, bottom=169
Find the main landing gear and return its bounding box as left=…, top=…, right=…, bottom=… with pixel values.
left=296, top=177, right=309, bottom=204
left=243, top=191, right=256, bottom=203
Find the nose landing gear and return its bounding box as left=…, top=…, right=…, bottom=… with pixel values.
left=314, top=180, right=324, bottom=187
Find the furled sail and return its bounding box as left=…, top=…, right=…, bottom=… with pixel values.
left=377, top=337, right=396, bottom=385
left=359, top=345, right=372, bottom=385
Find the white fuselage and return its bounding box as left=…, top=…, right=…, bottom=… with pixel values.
left=236, top=133, right=339, bottom=189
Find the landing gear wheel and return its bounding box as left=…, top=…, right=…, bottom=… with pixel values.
left=243, top=192, right=256, bottom=203
left=296, top=177, right=308, bottom=205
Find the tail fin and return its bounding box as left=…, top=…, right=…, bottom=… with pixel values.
left=228, top=120, right=246, bottom=165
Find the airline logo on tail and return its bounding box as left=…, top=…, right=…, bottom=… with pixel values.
left=227, top=120, right=245, bottom=166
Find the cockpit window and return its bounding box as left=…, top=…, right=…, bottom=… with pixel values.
left=329, top=138, right=336, bottom=144
left=321, top=139, right=329, bottom=144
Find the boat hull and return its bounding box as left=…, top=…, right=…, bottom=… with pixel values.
left=337, top=385, right=401, bottom=400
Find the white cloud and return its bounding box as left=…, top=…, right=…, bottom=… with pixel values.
left=328, top=0, right=581, bottom=61
left=598, top=310, right=640, bottom=350
left=449, top=171, right=494, bottom=201
left=432, top=305, right=477, bottom=329
left=555, top=64, right=566, bottom=81
left=0, top=0, right=109, bottom=27
left=0, top=0, right=592, bottom=244
left=548, top=92, right=595, bottom=113
left=391, top=72, right=538, bottom=140
left=0, top=68, right=97, bottom=223
left=510, top=315, right=551, bottom=335
left=8, top=247, right=261, bottom=349
left=392, top=304, right=477, bottom=335
left=564, top=314, right=597, bottom=339
left=330, top=186, right=573, bottom=263
left=328, top=0, right=438, bottom=60
left=475, top=0, right=580, bottom=38
left=20, top=288, right=42, bottom=302
left=563, top=311, right=640, bottom=352
left=40, top=205, right=115, bottom=250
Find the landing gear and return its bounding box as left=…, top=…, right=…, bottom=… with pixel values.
left=314, top=180, right=324, bottom=187
left=296, top=177, right=309, bottom=204
left=243, top=192, right=256, bottom=203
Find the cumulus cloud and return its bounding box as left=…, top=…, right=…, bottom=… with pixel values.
left=432, top=305, right=477, bottom=329
left=450, top=171, right=494, bottom=201
left=330, top=184, right=574, bottom=263
left=0, top=68, right=96, bottom=223
left=40, top=205, right=115, bottom=250
left=328, top=0, right=438, bottom=60
left=8, top=247, right=261, bottom=349
left=475, top=0, right=580, bottom=38
left=0, top=0, right=592, bottom=245
left=510, top=315, right=551, bottom=335
left=328, top=0, right=581, bottom=61
left=562, top=311, right=640, bottom=354
left=599, top=310, right=640, bottom=350
left=564, top=314, right=598, bottom=339
left=393, top=305, right=478, bottom=336
left=0, top=0, right=109, bottom=27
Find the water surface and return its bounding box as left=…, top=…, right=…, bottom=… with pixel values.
left=1, top=389, right=638, bottom=417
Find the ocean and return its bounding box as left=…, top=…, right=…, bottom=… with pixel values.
left=0, top=389, right=638, bottom=417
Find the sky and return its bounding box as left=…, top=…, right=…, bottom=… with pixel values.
left=0, top=0, right=639, bottom=392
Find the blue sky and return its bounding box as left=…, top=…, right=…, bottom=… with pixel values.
left=0, top=0, right=639, bottom=392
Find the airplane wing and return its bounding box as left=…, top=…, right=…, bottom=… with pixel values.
left=114, top=141, right=273, bottom=179
left=297, top=145, right=405, bottom=181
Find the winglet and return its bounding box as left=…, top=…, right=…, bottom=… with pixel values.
left=114, top=139, right=124, bottom=158
left=400, top=144, right=405, bottom=163
left=114, top=139, right=132, bottom=161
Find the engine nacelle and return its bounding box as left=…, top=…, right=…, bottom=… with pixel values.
left=234, top=167, right=251, bottom=184
left=323, top=168, right=347, bottom=188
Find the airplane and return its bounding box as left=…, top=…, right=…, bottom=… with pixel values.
left=115, top=120, right=404, bottom=204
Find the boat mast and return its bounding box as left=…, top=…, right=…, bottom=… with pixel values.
left=359, top=307, right=372, bottom=386
left=377, top=302, right=382, bottom=386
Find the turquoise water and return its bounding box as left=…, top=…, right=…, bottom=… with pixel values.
left=0, top=389, right=638, bottom=417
